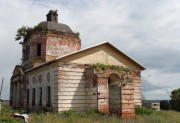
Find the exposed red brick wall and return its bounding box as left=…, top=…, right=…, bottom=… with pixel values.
left=22, top=32, right=47, bottom=69
left=22, top=31, right=81, bottom=69
left=46, top=32, right=81, bottom=61
left=132, top=70, right=142, bottom=106
left=96, top=69, right=135, bottom=118
left=121, top=82, right=135, bottom=118
left=97, top=77, right=109, bottom=113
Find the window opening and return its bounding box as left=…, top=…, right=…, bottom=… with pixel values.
left=47, top=86, right=51, bottom=107
left=32, top=88, right=36, bottom=106
left=37, top=44, right=41, bottom=56
left=27, top=89, right=29, bottom=106
left=39, top=87, right=42, bottom=106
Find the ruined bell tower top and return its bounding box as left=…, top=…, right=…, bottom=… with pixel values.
left=21, top=10, right=81, bottom=69
left=46, top=10, right=58, bottom=22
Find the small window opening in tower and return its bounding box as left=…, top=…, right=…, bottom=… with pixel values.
left=28, top=45, right=30, bottom=59
left=26, top=46, right=28, bottom=59
left=23, top=49, right=25, bottom=61
left=37, top=44, right=41, bottom=56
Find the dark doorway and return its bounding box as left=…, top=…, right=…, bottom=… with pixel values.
left=108, top=73, right=121, bottom=115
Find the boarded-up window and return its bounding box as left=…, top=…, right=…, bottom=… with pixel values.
left=32, top=88, right=35, bottom=106
left=37, top=44, right=41, bottom=56
left=47, top=86, right=51, bottom=107
left=39, top=87, right=42, bottom=106
left=27, top=89, right=29, bottom=106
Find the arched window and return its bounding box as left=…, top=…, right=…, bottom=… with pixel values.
left=47, top=72, right=50, bottom=82
left=33, top=77, right=35, bottom=84
left=39, top=75, right=42, bottom=83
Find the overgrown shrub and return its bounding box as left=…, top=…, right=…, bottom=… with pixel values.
left=160, top=100, right=170, bottom=110
left=135, top=106, right=153, bottom=115
left=90, top=63, right=130, bottom=72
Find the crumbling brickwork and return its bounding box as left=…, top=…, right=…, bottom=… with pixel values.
left=95, top=69, right=139, bottom=118
left=22, top=32, right=47, bottom=69
left=46, top=32, right=81, bottom=61
left=132, top=70, right=142, bottom=106
left=22, top=31, right=81, bottom=70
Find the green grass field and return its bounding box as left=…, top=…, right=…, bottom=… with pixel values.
left=0, top=102, right=180, bottom=123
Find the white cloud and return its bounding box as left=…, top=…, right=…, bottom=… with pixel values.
left=0, top=0, right=180, bottom=100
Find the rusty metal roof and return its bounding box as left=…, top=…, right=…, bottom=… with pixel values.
left=39, top=21, right=74, bottom=34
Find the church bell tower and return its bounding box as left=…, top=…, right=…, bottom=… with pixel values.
left=21, top=10, right=81, bottom=70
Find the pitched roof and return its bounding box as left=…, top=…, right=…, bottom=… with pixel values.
left=56, top=41, right=145, bottom=70
left=26, top=42, right=145, bottom=72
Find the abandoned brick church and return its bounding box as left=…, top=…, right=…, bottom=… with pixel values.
left=10, top=10, right=145, bottom=118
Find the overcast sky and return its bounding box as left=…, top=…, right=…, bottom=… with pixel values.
left=0, top=0, right=180, bottom=100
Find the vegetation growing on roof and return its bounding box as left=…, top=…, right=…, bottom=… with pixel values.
left=74, top=32, right=81, bottom=40
left=89, top=63, right=130, bottom=72
left=15, top=25, right=45, bottom=43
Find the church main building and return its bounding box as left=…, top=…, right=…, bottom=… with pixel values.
left=10, top=10, right=145, bottom=118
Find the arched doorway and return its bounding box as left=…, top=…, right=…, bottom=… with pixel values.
left=108, top=73, right=121, bottom=115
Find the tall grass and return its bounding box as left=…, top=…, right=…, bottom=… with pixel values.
left=0, top=102, right=25, bottom=123
left=1, top=103, right=180, bottom=123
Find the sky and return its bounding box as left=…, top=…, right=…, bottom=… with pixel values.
left=0, top=0, right=180, bottom=100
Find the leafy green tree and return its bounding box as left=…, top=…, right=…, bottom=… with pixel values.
left=15, top=25, right=45, bottom=43
left=15, top=26, right=33, bottom=41
left=170, top=88, right=180, bottom=111
left=160, top=100, right=170, bottom=110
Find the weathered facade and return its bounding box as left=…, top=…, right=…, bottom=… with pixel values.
left=10, top=10, right=145, bottom=118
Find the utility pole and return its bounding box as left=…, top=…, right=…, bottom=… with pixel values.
left=0, top=77, right=4, bottom=112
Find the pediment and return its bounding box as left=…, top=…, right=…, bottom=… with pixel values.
left=58, top=42, right=145, bottom=70
left=12, top=65, right=24, bottom=76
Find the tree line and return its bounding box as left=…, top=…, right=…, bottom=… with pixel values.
left=160, top=88, right=180, bottom=111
